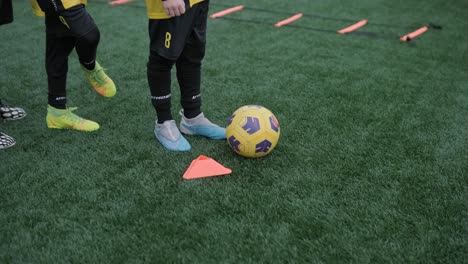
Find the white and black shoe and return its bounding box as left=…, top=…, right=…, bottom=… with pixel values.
left=0, top=132, right=15, bottom=150
left=0, top=99, right=26, bottom=121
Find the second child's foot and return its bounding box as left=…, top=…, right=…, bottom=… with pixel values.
left=46, top=105, right=99, bottom=132
left=179, top=110, right=226, bottom=140
left=81, top=61, right=116, bottom=97
left=0, top=132, right=15, bottom=149
left=0, top=99, right=26, bottom=120
left=154, top=120, right=191, bottom=151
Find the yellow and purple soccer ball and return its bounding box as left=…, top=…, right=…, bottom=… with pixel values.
left=226, top=105, right=280, bottom=158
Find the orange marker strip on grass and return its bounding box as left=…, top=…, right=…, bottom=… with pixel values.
left=108, top=0, right=134, bottom=6
left=337, top=19, right=368, bottom=34
left=400, top=26, right=429, bottom=42
left=274, top=13, right=303, bottom=27
left=210, top=5, right=244, bottom=19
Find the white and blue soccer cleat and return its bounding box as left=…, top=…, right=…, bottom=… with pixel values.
left=154, top=120, right=191, bottom=151
left=179, top=110, right=226, bottom=140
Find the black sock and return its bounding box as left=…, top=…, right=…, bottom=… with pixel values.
left=48, top=95, right=67, bottom=109
left=182, top=108, right=201, bottom=119
left=81, top=59, right=96, bottom=71
left=47, top=74, right=67, bottom=109
left=151, top=96, right=172, bottom=124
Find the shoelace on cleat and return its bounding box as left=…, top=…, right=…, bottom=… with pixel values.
left=89, top=67, right=108, bottom=86
left=62, top=107, right=84, bottom=123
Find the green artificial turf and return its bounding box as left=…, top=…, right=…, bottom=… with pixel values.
left=0, top=0, right=467, bottom=263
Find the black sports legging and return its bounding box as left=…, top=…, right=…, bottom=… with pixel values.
left=46, top=26, right=100, bottom=108
left=147, top=43, right=204, bottom=123
left=43, top=4, right=100, bottom=108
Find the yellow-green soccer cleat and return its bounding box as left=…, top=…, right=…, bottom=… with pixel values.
left=81, top=61, right=116, bottom=97
left=46, top=105, right=99, bottom=132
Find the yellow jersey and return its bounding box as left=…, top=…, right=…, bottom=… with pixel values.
left=146, top=0, right=204, bottom=19
left=31, top=0, right=87, bottom=16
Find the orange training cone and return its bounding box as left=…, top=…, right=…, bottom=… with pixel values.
left=183, top=155, right=232, bottom=180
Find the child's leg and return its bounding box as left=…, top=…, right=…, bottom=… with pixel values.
left=148, top=51, right=191, bottom=151
left=177, top=1, right=225, bottom=140
left=147, top=19, right=191, bottom=151
left=55, top=5, right=100, bottom=70
left=147, top=7, right=197, bottom=123
left=177, top=32, right=226, bottom=140
left=46, top=32, right=75, bottom=109
left=176, top=1, right=208, bottom=118
left=176, top=42, right=204, bottom=119
left=42, top=6, right=101, bottom=131
left=75, top=26, right=100, bottom=70
left=54, top=5, right=115, bottom=97
left=148, top=50, right=175, bottom=123
left=0, top=0, right=13, bottom=25
left=45, top=32, right=99, bottom=132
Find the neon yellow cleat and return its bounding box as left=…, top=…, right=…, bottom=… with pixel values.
left=81, top=61, right=116, bottom=97
left=46, top=105, right=99, bottom=132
